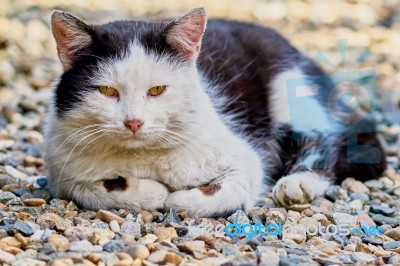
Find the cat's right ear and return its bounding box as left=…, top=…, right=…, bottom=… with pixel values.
left=51, top=10, right=92, bottom=70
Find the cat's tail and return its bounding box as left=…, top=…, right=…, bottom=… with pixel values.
left=333, top=115, right=386, bottom=184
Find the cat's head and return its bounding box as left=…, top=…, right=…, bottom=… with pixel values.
left=50, top=8, right=207, bottom=150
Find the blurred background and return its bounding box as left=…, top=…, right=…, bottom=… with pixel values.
left=0, top=0, right=400, bottom=172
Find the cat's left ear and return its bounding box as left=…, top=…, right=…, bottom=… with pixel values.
left=165, top=8, right=207, bottom=60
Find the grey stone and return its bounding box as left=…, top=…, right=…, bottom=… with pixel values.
left=389, top=254, right=400, bottom=264
left=383, top=241, right=400, bottom=249
left=0, top=191, right=16, bottom=203
left=350, top=192, right=370, bottom=202
left=227, top=210, right=250, bottom=225
left=79, top=211, right=97, bottom=219
left=350, top=252, right=376, bottom=262
left=362, top=237, right=384, bottom=245
left=333, top=200, right=351, bottom=213
left=69, top=239, right=102, bottom=252
left=221, top=242, right=241, bottom=257
left=103, top=240, right=125, bottom=252
left=370, top=205, right=395, bottom=216
left=0, top=174, right=17, bottom=187
left=12, top=220, right=34, bottom=236
left=165, top=208, right=181, bottom=225
left=325, top=185, right=348, bottom=201
left=372, top=214, right=399, bottom=226
left=121, top=221, right=141, bottom=238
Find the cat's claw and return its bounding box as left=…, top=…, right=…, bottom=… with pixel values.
left=273, top=172, right=330, bottom=207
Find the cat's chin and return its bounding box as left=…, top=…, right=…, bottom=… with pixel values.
left=112, top=134, right=163, bottom=150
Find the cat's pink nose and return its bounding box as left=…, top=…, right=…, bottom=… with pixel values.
left=124, top=119, right=143, bottom=133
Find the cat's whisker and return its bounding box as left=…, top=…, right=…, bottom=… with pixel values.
left=57, top=129, right=105, bottom=182
left=47, top=124, right=101, bottom=141
left=55, top=126, right=102, bottom=153
left=78, top=132, right=107, bottom=156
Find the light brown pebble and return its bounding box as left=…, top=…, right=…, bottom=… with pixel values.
left=374, top=250, right=394, bottom=257
left=306, top=236, right=326, bottom=246
left=356, top=243, right=372, bottom=254
left=23, top=198, right=46, bottom=206
left=140, top=210, right=153, bottom=223
left=86, top=253, right=102, bottom=263
left=38, top=213, right=73, bottom=231
left=195, top=235, right=215, bottom=246
left=153, top=227, right=178, bottom=242
left=288, top=204, right=311, bottom=212
left=126, top=245, right=150, bottom=259
left=321, top=248, right=339, bottom=256
left=96, top=210, right=125, bottom=224
left=16, top=211, right=34, bottom=221
left=0, top=237, right=21, bottom=249
left=385, top=228, right=400, bottom=241
left=98, top=237, right=110, bottom=246
left=159, top=240, right=178, bottom=249
left=14, top=233, right=30, bottom=247
left=177, top=210, right=188, bottom=219
left=139, top=234, right=157, bottom=244
left=110, top=220, right=121, bottom=232
left=342, top=177, right=370, bottom=193
left=64, top=211, right=78, bottom=219
left=283, top=233, right=305, bottom=244
left=163, top=251, right=183, bottom=265
left=2, top=184, right=20, bottom=191
left=117, top=252, right=133, bottom=261
left=24, top=155, right=44, bottom=167
left=48, top=234, right=70, bottom=252
left=121, top=233, right=136, bottom=243
left=132, top=258, right=142, bottom=266
left=3, top=246, right=22, bottom=255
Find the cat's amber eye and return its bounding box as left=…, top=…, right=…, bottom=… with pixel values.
left=148, top=85, right=166, bottom=97
left=99, top=85, right=119, bottom=97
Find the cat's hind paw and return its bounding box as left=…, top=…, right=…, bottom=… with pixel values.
left=272, top=171, right=330, bottom=207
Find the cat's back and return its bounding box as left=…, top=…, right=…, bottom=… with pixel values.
left=198, top=19, right=322, bottom=138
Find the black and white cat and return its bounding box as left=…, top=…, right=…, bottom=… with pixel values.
left=45, top=8, right=385, bottom=217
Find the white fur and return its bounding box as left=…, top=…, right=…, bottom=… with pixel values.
left=45, top=42, right=265, bottom=216
left=269, top=68, right=339, bottom=133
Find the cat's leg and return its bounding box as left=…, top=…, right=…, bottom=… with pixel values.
left=271, top=133, right=336, bottom=207
left=65, top=177, right=169, bottom=211
left=165, top=169, right=264, bottom=217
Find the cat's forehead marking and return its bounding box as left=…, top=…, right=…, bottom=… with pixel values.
left=94, top=42, right=183, bottom=91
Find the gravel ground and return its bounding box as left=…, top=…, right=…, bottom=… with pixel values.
left=1, top=1, right=400, bottom=265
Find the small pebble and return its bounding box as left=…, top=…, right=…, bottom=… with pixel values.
left=109, top=220, right=120, bottom=233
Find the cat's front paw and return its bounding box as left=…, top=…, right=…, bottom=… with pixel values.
left=273, top=172, right=330, bottom=207
left=165, top=189, right=199, bottom=213
left=137, top=179, right=169, bottom=210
